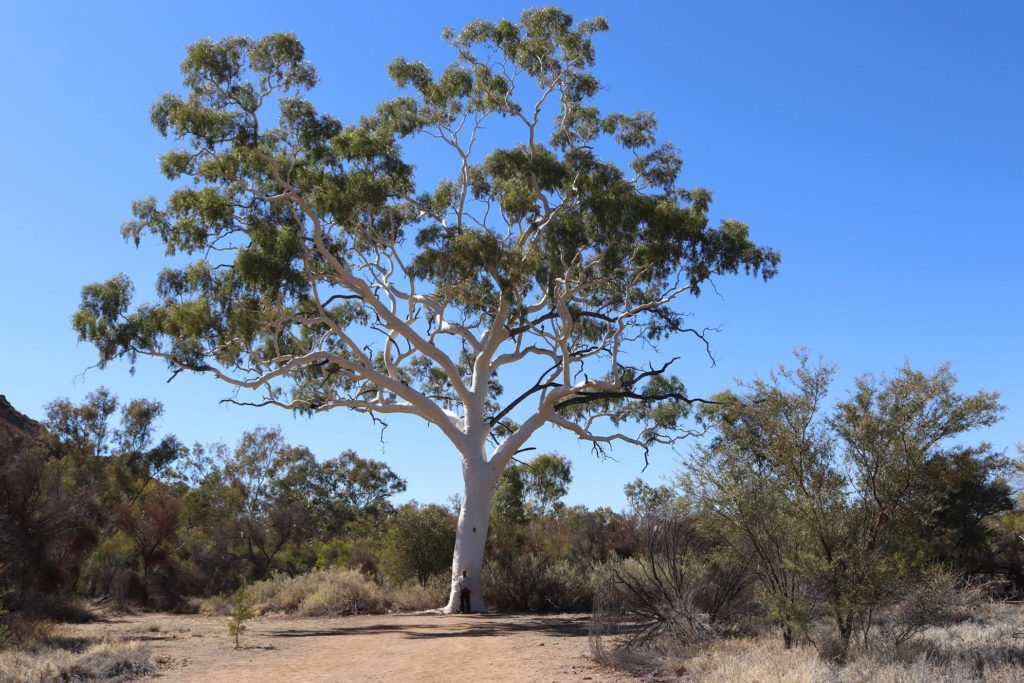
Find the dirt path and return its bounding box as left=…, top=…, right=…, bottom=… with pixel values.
left=77, top=612, right=625, bottom=682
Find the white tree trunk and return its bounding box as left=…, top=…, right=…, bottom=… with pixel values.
left=444, top=457, right=498, bottom=613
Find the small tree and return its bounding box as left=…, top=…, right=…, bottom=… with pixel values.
left=380, top=503, right=455, bottom=586
left=685, top=353, right=1006, bottom=659
left=74, top=8, right=777, bottom=611
left=227, top=584, right=254, bottom=649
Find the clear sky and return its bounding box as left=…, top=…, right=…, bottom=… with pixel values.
left=1, top=1, right=1021, bottom=511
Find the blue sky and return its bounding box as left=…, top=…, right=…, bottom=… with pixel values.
left=1, top=1, right=1021, bottom=510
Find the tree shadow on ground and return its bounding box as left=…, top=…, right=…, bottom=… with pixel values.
left=263, top=614, right=590, bottom=640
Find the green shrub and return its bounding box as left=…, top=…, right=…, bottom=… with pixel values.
left=484, top=555, right=594, bottom=612
left=227, top=586, right=254, bottom=649
left=379, top=504, right=454, bottom=585
left=314, top=539, right=352, bottom=569
left=78, top=533, right=136, bottom=599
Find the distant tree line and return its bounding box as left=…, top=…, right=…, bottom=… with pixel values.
left=0, top=389, right=618, bottom=613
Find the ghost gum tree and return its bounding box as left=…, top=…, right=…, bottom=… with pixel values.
left=74, top=8, right=779, bottom=612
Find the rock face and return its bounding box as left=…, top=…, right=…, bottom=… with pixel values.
left=0, top=394, right=42, bottom=454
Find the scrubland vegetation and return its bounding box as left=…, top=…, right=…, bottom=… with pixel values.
left=1, top=356, right=1022, bottom=681
left=587, top=356, right=1024, bottom=678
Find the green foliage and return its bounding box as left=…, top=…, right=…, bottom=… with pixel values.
left=227, top=584, right=254, bottom=649
left=484, top=555, right=593, bottom=612
left=624, top=479, right=678, bottom=519
left=379, top=503, right=455, bottom=585
left=78, top=532, right=136, bottom=597
left=180, top=427, right=405, bottom=584
left=490, top=452, right=572, bottom=541
left=684, top=352, right=1009, bottom=658
left=489, top=466, right=527, bottom=553
left=43, top=389, right=190, bottom=508
left=520, top=453, right=572, bottom=515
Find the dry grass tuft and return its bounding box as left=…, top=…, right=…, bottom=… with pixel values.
left=387, top=574, right=450, bottom=613
left=664, top=603, right=1024, bottom=683
left=682, top=637, right=831, bottom=683
left=0, top=638, right=152, bottom=683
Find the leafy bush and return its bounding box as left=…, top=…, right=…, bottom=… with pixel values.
left=78, top=533, right=135, bottom=599
left=484, top=556, right=593, bottom=612
left=379, top=504, right=454, bottom=585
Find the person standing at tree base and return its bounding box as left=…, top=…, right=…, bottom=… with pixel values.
left=457, top=570, right=471, bottom=614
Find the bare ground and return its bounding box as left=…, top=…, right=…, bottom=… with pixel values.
left=73, top=612, right=627, bottom=682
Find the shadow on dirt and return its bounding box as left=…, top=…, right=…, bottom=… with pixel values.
left=263, top=615, right=590, bottom=641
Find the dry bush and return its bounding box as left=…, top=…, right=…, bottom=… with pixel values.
left=6, top=592, right=93, bottom=624
left=0, top=594, right=8, bottom=650
left=387, top=574, right=450, bottom=612
left=865, top=601, right=1024, bottom=679
left=110, top=570, right=144, bottom=612
left=245, top=568, right=389, bottom=616
left=0, top=639, right=152, bottom=683
left=591, top=556, right=715, bottom=652
left=192, top=593, right=230, bottom=616
left=684, top=636, right=831, bottom=683
left=649, top=602, right=1024, bottom=683
left=589, top=513, right=751, bottom=673
left=3, top=619, right=88, bottom=653
left=876, top=568, right=988, bottom=652
left=194, top=568, right=449, bottom=616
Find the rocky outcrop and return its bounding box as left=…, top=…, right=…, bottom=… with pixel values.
left=0, top=394, right=42, bottom=455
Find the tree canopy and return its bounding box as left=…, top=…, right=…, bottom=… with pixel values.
left=75, top=9, right=778, bottom=460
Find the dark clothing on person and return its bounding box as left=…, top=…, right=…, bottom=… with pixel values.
left=456, top=571, right=471, bottom=614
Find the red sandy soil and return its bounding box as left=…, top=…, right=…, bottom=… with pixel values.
left=77, top=612, right=628, bottom=682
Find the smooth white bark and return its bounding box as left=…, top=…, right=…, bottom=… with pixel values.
left=444, top=457, right=498, bottom=613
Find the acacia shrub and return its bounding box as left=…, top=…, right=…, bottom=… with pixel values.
left=684, top=355, right=1012, bottom=662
